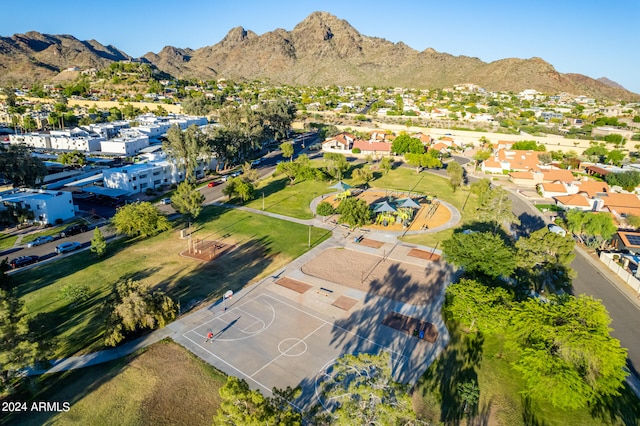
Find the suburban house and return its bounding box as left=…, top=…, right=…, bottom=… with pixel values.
left=481, top=149, right=541, bottom=174
left=553, top=193, right=594, bottom=211
left=322, top=132, right=356, bottom=152
left=612, top=231, right=640, bottom=254
left=510, top=169, right=575, bottom=187
left=352, top=139, right=392, bottom=156
left=0, top=189, right=75, bottom=225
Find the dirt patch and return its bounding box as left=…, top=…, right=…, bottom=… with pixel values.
left=331, top=295, right=359, bottom=311
left=180, top=240, right=234, bottom=262
left=358, top=238, right=384, bottom=248
left=407, top=248, right=441, bottom=261
left=301, top=248, right=446, bottom=306
left=276, top=277, right=312, bottom=294
left=382, top=312, right=439, bottom=343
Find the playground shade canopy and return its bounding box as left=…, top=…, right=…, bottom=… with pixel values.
left=373, top=201, right=397, bottom=213
left=328, top=181, right=352, bottom=192
left=396, top=198, right=421, bottom=209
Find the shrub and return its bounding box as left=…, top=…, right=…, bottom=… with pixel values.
left=352, top=148, right=361, bottom=154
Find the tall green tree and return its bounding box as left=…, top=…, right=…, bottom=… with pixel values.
left=446, top=161, right=464, bottom=192
left=0, top=144, right=47, bottom=187
left=111, top=202, right=171, bottom=239
left=0, top=286, right=39, bottom=393
left=171, top=182, right=205, bottom=222
left=104, top=279, right=177, bottom=347
left=337, top=197, right=371, bottom=228
left=163, top=124, right=210, bottom=183
left=259, top=99, right=296, bottom=143
left=442, top=231, right=516, bottom=279
left=90, top=227, right=107, bottom=257
left=515, top=228, right=575, bottom=291
left=280, top=141, right=294, bottom=162
left=314, top=352, right=416, bottom=426
left=380, top=156, right=393, bottom=175
left=444, top=279, right=514, bottom=333
left=391, top=133, right=423, bottom=155
left=476, top=186, right=519, bottom=232
left=57, top=150, right=86, bottom=167
left=323, top=152, right=349, bottom=180
left=213, top=376, right=302, bottom=426
left=507, top=295, right=628, bottom=410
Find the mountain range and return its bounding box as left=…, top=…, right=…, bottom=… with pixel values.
left=1, top=12, right=637, bottom=100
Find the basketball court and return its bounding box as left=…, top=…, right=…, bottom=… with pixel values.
left=172, top=280, right=445, bottom=411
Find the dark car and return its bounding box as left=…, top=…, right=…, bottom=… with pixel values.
left=10, top=255, right=39, bottom=269
left=59, top=224, right=88, bottom=238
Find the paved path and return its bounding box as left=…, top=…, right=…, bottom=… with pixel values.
left=27, top=194, right=454, bottom=379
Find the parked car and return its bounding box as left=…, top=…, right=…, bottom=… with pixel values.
left=231, top=171, right=242, bottom=177
left=207, top=180, right=221, bottom=187
left=160, top=198, right=172, bottom=205
left=55, top=241, right=82, bottom=254
left=59, top=224, right=88, bottom=238
left=9, top=255, right=39, bottom=269
left=251, top=159, right=262, bottom=166
left=27, top=235, right=54, bottom=248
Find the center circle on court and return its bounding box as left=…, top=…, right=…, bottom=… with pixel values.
left=278, top=338, right=307, bottom=356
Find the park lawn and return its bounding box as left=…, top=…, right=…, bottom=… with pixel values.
left=243, top=174, right=335, bottom=219
left=7, top=340, right=227, bottom=426
left=14, top=205, right=331, bottom=358
left=0, top=233, right=19, bottom=251
left=414, top=324, right=640, bottom=425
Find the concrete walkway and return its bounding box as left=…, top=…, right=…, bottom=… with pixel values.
left=27, top=192, right=454, bottom=377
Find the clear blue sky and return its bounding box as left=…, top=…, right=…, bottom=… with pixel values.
left=3, top=0, right=639, bottom=94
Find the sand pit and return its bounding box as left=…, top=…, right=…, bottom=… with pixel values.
left=407, top=248, right=441, bottom=261
left=301, top=248, right=447, bottom=306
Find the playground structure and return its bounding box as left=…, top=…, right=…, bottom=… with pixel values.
left=326, top=187, right=451, bottom=232
left=181, top=237, right=234, bottom=262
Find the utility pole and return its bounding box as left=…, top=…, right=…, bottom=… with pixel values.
left=262, top=192, right=265, bottom=210
left=308, top=225, right=312, bottom=248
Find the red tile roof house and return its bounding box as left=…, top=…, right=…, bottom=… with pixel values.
left=352, top=139, right=392, bottom=156
left=509, top=169, right=576, bottom=187
left=553, top=194, right=595, bottom=211
left=414, top=132, right=432, bottom=145
left=481, top=149, right=541, bottom=174
left=321, top=132, right=355, bottom=153
left=598, top=192, right=640, bottom=222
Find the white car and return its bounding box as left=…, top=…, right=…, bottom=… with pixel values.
left=27, top=235, right=54, bottom=248
left=160, top=198, right=171, bottom=205
left=56, top=241, right=82, bottom=254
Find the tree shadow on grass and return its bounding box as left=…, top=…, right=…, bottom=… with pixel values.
left=588, top=381, right=640, bottom=426
left=13, top=238, right=136, bottom=298
left=416, top=325, right=485, bottom=426
left=155, top=235, right=276, bottom=313
left=522, top=396, right=547, bottom=426
left=5, top=341, right=150, bottom=426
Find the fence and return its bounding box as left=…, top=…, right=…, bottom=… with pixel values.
left=599, top=252, right=640, bottom=295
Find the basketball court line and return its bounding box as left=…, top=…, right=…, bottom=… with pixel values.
left=261, top=291, right=409, bottom=362
left=181, top=289, right=412, bottom=403
left=250, top=322, right=327, bottom=378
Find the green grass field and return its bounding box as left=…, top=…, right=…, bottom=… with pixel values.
left=414, top=323, right=640, bottom=425
left=6, top=340, right=227, bottom=426
left=13, top=205, right=331, bottom=358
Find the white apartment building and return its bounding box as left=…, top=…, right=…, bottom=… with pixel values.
left=8, top=128, right=103, bottom=152
left=102, top=152, right=210, bottom=194
left=100, top=129, right=149, bottom=156
left=0, top=189, right=75, bottom=224
left=81, top=121, right=130, bottom=139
